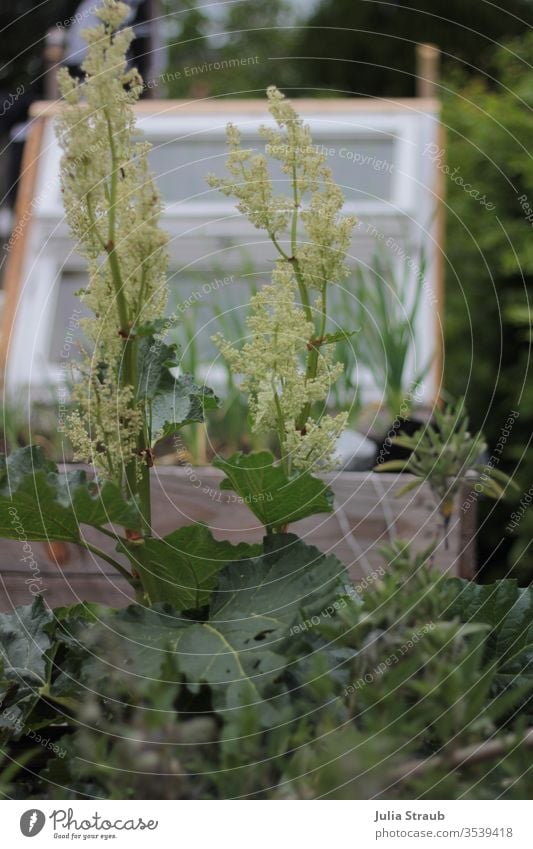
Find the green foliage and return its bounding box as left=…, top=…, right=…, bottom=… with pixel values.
left=160, top=0, right=532, bottom=102
left=150, top=372, right=217, bottom=446
left=162, top=0, right=298, bottom=99
left=3, top=0, right=532, bottom=804
left=352, top=248, right=431, bottom=418
left=447, top=578, right=533, bottom=702
left=377, top=402, right=515, bottom=528
left=293, top=0, right=532, bottom=98
left=136, top=337, right=218, bottom=448
left=1, top=540, right=532, bottom=799
left=442, top=32, right=533, bottom=580
left=119, top=524, right=261, bottom=610
left=0, top=363, right=218, bottom=597
left=0, top=597, right=53, bottom=731
left=92, top=536, right=343, bottom=721
left=213, top=450, right=334, bottom=531
left=284, top=543, right=533, bottom=799
left=0, top=445, right=140, bottom=541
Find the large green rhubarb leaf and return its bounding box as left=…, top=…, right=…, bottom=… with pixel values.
left=213, top=450, right=334, bottom=530
left=136, top=338, right=218, bottom=445
left=0, top=445, right=140, bottom=542
left=119, top=523, right=261, bottom=610
left=80, top=536, right=346, bottom=723
left=0, top=597, right=53, bottom=732
left=0, top=596, right=52, bottom=690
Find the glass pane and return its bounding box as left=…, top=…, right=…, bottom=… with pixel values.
left=49, top=271, right=90, bottom=363
left=148, top=136, right=394, bottom=204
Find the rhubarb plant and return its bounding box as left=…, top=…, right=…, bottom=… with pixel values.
left=207, top=87, right=357, bottom=529
left=0, top=1, right=234, bottom=605
left=0, top=3, right=354, bottom=603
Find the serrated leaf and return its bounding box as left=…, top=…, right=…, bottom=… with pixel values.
left=81, top=537, right=345, bottom=725
left=0, top=446, right=140, bottom=542
left=48, top=601, right=108, bottom=626
left=135, top=338, right=218, bottom=445
left=213, top=451, right=334, bottom=530
left=211, top=534, right=345, bottom=624
left=119, top=524, right=262, bottom=610
left=151, top=373, right=218, bottom=444
left=0, top=597, right=53, bottom=729
left=136, top=337, right=180, bottom=401
left=447, top=578, right=533, bottom=696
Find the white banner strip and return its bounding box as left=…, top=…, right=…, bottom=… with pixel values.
left=1, top=799, right=531, bottom=848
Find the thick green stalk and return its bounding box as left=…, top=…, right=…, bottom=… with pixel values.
left=296, top=282, right=328, bottom=431
left=79, top=539, right=134, bottom=583
left=80, top=539, right=145, bottom=602
left=289, top=163, right=330, bottom=432
left=103, top=106, right=129, bottom=335
left=137, top=458, right=152, bottom=534
left=102, top=104, right=151, bottom=537
left=272, top=377, right=289, bottom=476
left=268, top=165, right=332, bottom=440
left=289, top=164, right=314, bottom=325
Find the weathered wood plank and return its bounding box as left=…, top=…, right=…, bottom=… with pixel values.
left=0, top=469, right=474, bottom=610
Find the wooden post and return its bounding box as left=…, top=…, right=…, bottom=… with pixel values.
left=0, top=118, right=45, bottom=380
left=432, top=117, right=446, bottom=408
left=44, top=27, right=65, bottom=101
left=416, top=43, right=440, bottom=99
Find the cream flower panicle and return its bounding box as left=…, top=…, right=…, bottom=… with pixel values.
left=210, top=87, right=357, bottom=472
left=214, top=264, right=313, bottom=433
left=213, top=262, right=346, bottom=470
left=56, top=0, right=168, bottom=482
left=207, top=122, right=292, bottom=236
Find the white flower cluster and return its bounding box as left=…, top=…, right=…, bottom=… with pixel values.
left=209, top=87, right=355, bottom=472
left=56, top=0, right=168, bottom=481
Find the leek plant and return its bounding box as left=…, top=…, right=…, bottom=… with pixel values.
left=353, top=246, right=432, bottom=419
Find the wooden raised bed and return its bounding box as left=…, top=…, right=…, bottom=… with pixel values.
left=0, top=468, right=475, bottom=612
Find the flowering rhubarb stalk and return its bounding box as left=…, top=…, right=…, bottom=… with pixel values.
left=56, top=0, right=168, bottom=534
left=208, top=88, right=356, bottom=473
